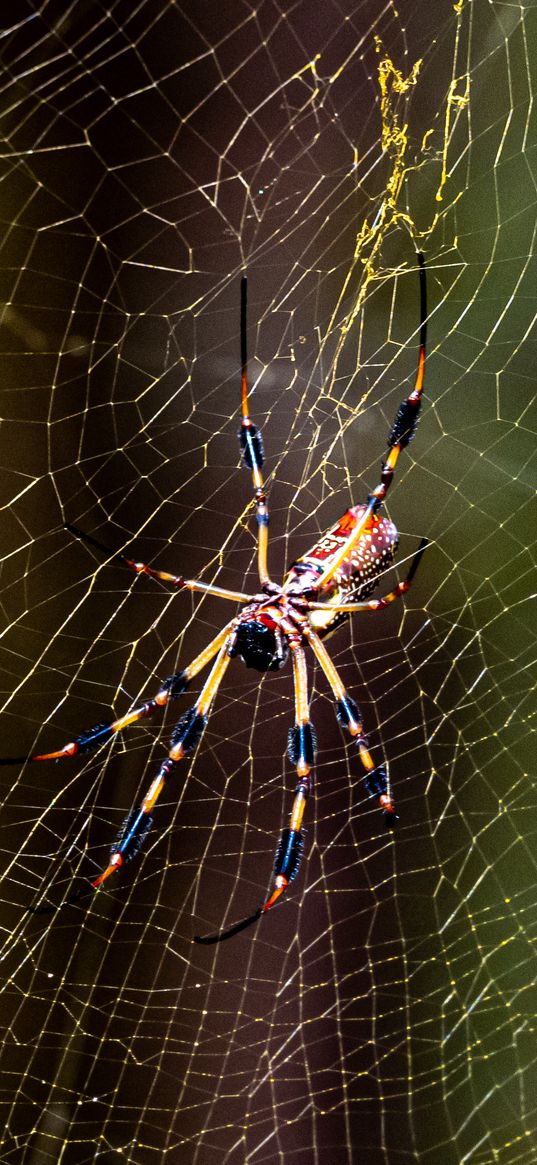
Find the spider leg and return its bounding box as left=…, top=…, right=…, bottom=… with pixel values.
left=265, top=641, right=316, bottom=909
left=26, top=625, right=238, bottom=914
left=238, top=276, right=271, bottom=588
left=194, top=640, right=316, bottom=944
left=90, top=630, right=236, bottom=889
left=65, top=523, right=250, bottom=603
left=305, top=625, right=397, bottom=828
left=307, top=537, right=428, bottom=614
left=315, top=253, right=427, bottom=589
left=367, top=251, right=427, bottom=511
left=0, top=622, right=236, bottom=766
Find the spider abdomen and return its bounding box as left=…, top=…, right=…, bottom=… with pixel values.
left=288, top=504, right=398, bottom=635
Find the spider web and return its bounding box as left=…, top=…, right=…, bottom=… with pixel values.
left=0, top=3, right=535, bottom=1163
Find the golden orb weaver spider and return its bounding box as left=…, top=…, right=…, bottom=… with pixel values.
left=2, top=253, right=428, bottom=943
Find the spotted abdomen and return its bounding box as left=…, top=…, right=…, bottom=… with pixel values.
left=288, top=504, right=398, bottom=635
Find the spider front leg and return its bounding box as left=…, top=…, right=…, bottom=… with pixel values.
left=28, top=624, right=238, bottom=914
left=305, top=626, right=397, bottom=827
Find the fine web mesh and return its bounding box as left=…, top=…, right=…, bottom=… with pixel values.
left=0, top=4, right=536, bottom=1163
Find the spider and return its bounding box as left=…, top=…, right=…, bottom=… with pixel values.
left=2, top=254, right=428, bottom=943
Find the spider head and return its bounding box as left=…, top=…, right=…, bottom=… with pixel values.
left=233, top=615, right=288, bottom=672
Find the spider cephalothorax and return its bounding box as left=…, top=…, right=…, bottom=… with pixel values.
left=232, top=601, right=289, bottom=672
left=6, top=254, right=428, bottom=943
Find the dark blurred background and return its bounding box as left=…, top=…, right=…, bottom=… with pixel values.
left=0, top=3, right=535, bottom=1163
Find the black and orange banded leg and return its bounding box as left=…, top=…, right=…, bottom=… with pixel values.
left=27, top=626, right=238, bottom=914
left=266, top=642, right=316, bottom=911
left=314, top=253, right=427, bottom=591
left=65, top=523, right=250, bottom=604
left=1, top=622, right=236, bottom=767
left=238, top=276, right=271, bottom=587
left=368, top=251, right=427, bottom=512
left=305, top=626, right=397, bottom=828
left=194, top=641, right=316, bottom=944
